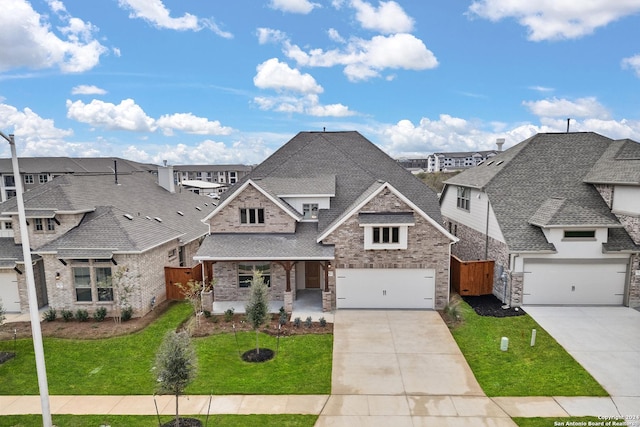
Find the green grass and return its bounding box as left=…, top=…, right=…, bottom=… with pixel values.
left=513, top=417, right=626, bottom=427
left=0, top=302, right=332, bottom=395
left=0, top=414, right=317, bottom=427
left=450, top=301, right=608, bottom=397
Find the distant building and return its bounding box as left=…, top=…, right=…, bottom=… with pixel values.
left=172, top=164, right=253, bottom=187
left=398, top=139, right=505, bottom=173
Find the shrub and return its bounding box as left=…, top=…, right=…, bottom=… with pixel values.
left=304, top=316, right=313, bottom=328
left=0, top=300, right=5, bottom=325
left=121, top=306, right=133, bottom=322
left=43, top=308, right=57, bottom=322
left=293, top=317, right=301, bottom=328
left=319, top=317, right=327, bottom=327
left=75, top=309, right=89, bottom=322
left=93, top=307, right=107, bottom=322
left=203, top=310, right=211, bottom=318
left=279, top=306, right=288, bottom=326
left=61, top=309, right=74, bottom=322
left=224, top=307, right=235, bottom=322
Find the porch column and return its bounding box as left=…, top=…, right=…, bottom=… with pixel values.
left=319, top=261, right=333, bottom=312
left=275, top=261, right=296, bottom=314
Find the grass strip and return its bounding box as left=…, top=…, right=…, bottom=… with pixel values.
left=450, top=300, right=608, bottom=396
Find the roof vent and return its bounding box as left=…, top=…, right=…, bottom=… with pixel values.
left=154, top=217, right=162, bottom=222
left=123, top=214, right=133, bottom=220
left=195, top=206, right=202, bottom=211
left=177, top=211, right=184, bottom=216
left=496, top=160, right=504, bottom=166
left=486, top=161, right=494, bottom=166
left=145, top=216, right=152, bottom=220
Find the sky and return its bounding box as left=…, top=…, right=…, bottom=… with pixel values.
left=1, top=0, right=640, bottom=165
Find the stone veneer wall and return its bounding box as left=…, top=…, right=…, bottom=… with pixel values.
left=209, top=185, right=296, bottom=233
left=41, top=239, right=181, bottom=318
left=321, top=188, right=452, bottom=310
left=213, top=261, right=290, bottom=304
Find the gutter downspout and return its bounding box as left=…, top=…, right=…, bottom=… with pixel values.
left=484, top=193, right=490, bottom=260
left=506, top=253, right=519, bottom=307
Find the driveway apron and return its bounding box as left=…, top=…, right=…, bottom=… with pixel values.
left=524, top=306, right=640, bottom=415
left=315, top=310, right=517, bottom=427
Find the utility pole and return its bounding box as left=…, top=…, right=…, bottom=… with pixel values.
left=0, top=131, right=52, bottom=427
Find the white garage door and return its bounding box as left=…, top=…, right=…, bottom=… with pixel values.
left=336, top=268, right=435, bottom=309
left=523, top=260, right=627, bottom=305
left=0, top=272, right=20, bottom=312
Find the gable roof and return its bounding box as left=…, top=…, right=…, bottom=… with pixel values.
left=0, top=173, right=214, bottom=255
left=214, top=131, right=445, bottom=239
left=443, top=132, right=637, bottom=252
left=529, top=197, right=621, bottom=228
left=0, top=157, right=156, bottom=175
left=583, top=139, right=640, bottom=185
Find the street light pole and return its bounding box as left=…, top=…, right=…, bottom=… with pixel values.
left=0, top=131, right=52, bottom=427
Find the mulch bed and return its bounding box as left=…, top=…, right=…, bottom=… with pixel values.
left=161, top=417, right=202, bottom=427
left=242, top=348, right=275, bottom=363
left=462, top=294, right=526, bottom=317
left=0, top=351, right=16, bottom=365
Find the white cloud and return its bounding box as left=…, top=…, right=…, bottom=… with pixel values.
left=529, top=86, right=555, bottom=93
left=285, top=33, right=438, bottom=81
left=156, top=113, right=234, bottom=136
left=468, top=0, right=640, bottom=41
left=523, top=97, right=610, bottom=119
left=350, top=0, right=414, bottom=34
left=254, top=93, right=355, bottom=117
left=253, top=58, right=324, bottom=94
left=66, top=98, right=157, bottom=132
left=117, top=0, right=232, bottom=37
left=268, top=0, right=320, bottom=14
left=327, top=28, right=345, bottom=43
left=622, top=54, right=640, bottom=77
left=0, top=0, right=107, bottom=73
left=71, top=85, right=107, bottom=95
left=257, top=28, right=287, bottom=44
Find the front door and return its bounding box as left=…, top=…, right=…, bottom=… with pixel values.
left=305, top=261, right=320, bottom=288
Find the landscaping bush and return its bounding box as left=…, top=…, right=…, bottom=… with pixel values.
left=293, top=317, right=301, bottom=328
left=93, top=307, right=107, bottom=322
left=224, top=307, right=235, bottom=322
left=319, top=317, right=327, bottom=327
left=75, top=309, right=89, bottom=322
left=121, top=306, right=133, bottom=322
left=279, top=307, right=287, bottom=326
left=304, top=316, right=313, bottom=328
left=43, top=308, right=57, bottom=322
left=61, top=309, right=74, bottom=322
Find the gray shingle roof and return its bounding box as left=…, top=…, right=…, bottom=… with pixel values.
left=583, top=139, right=640, bottom=184
left=219, top=132, right=441, bottom=239
left=0, top=237, right=25, bottom=267
left=444, top=132, right=637, bottom=252
left=529, top=197, right=621, bottom=228
left=195, top=222, right=334, bottom=260
left=256, top=175, right=336, bottom=196
left=0, top=173, right=214, bottom=255
left=0, top=157, right=156, bottom=174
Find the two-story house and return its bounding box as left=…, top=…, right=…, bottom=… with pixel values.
left=195, top=131, right=457, bottom=313
left=440, top=132, right=640, bottom=308
left=0, top=168, right=214, bottom=316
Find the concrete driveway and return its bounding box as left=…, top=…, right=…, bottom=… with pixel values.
left=524, top=306, right=640, bottom=414
left=316, top=310, right=517, bottom=427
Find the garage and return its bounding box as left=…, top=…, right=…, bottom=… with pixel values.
left=335, top=268, right=435, bottom=309
left=522, top=260, right=627, bottom=305
left=0, top=271, right=21, bottom=312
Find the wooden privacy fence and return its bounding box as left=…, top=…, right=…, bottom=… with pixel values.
left=450, top=255, right=494, bottom=296
left=165, top=265, right=203, bottom=300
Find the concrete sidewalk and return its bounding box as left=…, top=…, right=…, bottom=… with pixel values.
left=0, top=394, right=632, bottom=419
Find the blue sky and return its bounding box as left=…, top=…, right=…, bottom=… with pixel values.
left=1, top=0, right=640, bottom=165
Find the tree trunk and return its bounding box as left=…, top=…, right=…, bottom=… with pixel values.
left=175, top=389, right=180, bottom=427
left=256, top=329, right=260, bottom=354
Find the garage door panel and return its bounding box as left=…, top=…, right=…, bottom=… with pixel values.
left=523, top=261, right=626, bottom=305
left=336, top=268, right=435, bottom=309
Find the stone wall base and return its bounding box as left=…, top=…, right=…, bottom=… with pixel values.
left=284, top=291, right=293, bottom=314
left=322, top=291, right=332, bottom=312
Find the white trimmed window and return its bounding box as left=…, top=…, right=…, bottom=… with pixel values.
left=238, top=262, right=271, bottom=287
left=240, top=208, right=265, bottom=225
left=38, top=174, right=49, bottom=184
left=302, top=203, right=319, bottom=220
left=362, top=224, right=410, bottom=250
left=72, top=260, right=113, bottom=302
left=457, top=187, right=470, bottom=211
left=24, top=175, right=34, bottom=184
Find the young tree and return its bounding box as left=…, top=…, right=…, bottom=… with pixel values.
left=245, top=270, right=269, bottom=354
left=0, top=299, right=5, bottom=326
left=176, top=280, right=204, bottom=327
left=155, top=330, right=197, bottom=427
left=111, top=266, right=136, bottom=324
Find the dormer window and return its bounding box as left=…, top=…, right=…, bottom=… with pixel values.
left=563, top=230, right=596, bottom=239
left=359, top=212, right=414, bottom=250
left=240, top=208, right=265, bottom=225
left=302, top=203, right=319, bottom=220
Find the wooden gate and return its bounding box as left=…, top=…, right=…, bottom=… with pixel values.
left=450, top=256, right=494, bottom=296
left=165, top=265, right=203, bottom=300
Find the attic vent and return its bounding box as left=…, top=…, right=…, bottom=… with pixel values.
left=486, top=161, right=494, bottom=166
left=477, top=160, right=485, bottom=165
left=204, top=203, right=209, bottom=206
left=177, top=211, right=184, bottom=216
left=123, top=214, right=133, bottom=220
left=195, top=206, right=202, bottom=211
left=145, top=216, right=152, bottom=220
left=496, top=160, right=504, bottom=166
left=154, top=217, right=163, bottom=222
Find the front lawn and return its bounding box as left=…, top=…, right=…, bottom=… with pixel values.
left=0, top=302, right=332, bottom=395
left=0, top=414, right=317, bottom=427
left=450, top=300, right=607, bottom=397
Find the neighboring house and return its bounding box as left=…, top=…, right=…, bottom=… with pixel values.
left=195, top=131, right=457, bottom=313
left=0, top=167, right=215, bottom=316
left=440, top=132, right=640, bottom=307
left=398, top=141, right=503, bottom=173
left=0, top=157, right=157, bottom=203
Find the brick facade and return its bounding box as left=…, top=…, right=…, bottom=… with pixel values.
left=13, top=213, right=84, bottom=249
left=209, top=185, right=296, bottom=233
left=212, top=261, right=290, bottom=305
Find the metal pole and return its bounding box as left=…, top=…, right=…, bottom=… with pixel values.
left=1, top=131, right=52, bottom=427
